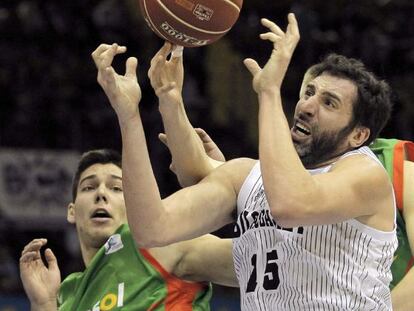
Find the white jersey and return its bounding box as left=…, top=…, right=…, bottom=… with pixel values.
left=233, top=146, right=397, bottom=311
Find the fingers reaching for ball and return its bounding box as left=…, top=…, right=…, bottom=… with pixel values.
left=148, top=42, right=184, bottom=101
left=91, top=43, right=127, bottom=70
left=244, top=13, right=300, bottom=94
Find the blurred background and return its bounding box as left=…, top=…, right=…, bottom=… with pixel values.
left=1, top=0, right=414, bottom=309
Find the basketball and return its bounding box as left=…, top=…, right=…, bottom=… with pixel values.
left=138, top=0, right=243, bottom=48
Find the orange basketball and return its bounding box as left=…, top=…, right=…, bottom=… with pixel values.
left=138, top=0, right=243, bottom=48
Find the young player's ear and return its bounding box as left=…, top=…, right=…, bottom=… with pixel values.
left=67, top=203, right=76, bottom=224
left=350, top=126, right=370, bottom=148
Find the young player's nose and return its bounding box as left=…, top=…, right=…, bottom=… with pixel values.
left=95, top=184, right=108, bottom=203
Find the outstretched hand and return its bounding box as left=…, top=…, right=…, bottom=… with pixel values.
left=193, top=128, right=226, bottom=162
left=19, top=239, right=61, bottom=308
left=159, top=128, right=225, bottom=186
left=244, top=13, right=300, bottom=94
left=148, top=42, right=184, bottom=104
left=159, top=128, right=225, bottom=163
left=92, top=43, right=141, bottom=123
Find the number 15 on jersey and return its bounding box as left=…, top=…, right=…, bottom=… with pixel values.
left=246, top=249, right=280, bottom=293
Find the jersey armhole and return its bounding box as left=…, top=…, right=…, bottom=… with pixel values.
left=139, top=249, right=208, bottom=289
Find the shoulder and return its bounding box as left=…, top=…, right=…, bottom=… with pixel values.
left=333, top=152, right=388, bottom=178
left=59, top=271, right=83, bottom=301
left=331, top=153, right=393, bottom=206
left=61, top=271, right=83, bottom=284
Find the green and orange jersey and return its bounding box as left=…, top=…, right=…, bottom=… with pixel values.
left=58, top=224, right=212, bottom=311
left=371, top=138, right=414, bottom=288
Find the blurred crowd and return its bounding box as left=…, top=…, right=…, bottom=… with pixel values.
left=1, top=0, right=414, bottom=299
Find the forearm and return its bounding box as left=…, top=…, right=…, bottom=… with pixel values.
left=159, top=98, right=214, bottom=185
left=391, top=268, right=414, bottom=311
left=118, top=114, right=167, bottom=247
left=403, top=160, right=414, bottom=253
left=258, top=90, right=315, bottom=223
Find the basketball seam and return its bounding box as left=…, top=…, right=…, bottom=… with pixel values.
left=143, top=0, right=170, bottom=41
left=157, top=0, right=231, bottom=35
left=221, top=0, right=241, bottom=12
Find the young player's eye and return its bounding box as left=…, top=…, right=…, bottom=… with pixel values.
left=81, top=185, right=95, bottom=191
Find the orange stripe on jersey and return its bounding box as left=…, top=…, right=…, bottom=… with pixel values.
left=393, top=141, right=414, bottom=211
left=140, top=249, right=208, bottom=311
left=393, top=141, right=405, bottom=211
left=406, top=257, right=414, bottom=274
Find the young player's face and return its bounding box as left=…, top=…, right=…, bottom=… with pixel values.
left=291, top=73, right=358, bottom=168
left=67, top=163, right=127, bottom=249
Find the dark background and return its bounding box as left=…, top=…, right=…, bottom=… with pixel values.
left=1, top=0, right=414, bottom=307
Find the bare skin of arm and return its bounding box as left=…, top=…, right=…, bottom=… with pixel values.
left=148, top=46, right=237, bottom=286
left=244, top=14, right=394, bottom=230
left=149, top=235, right=237, bottom=287
left=92, top=44, right=239, bottom=287
left=391, top=159, right=414, bottom=311
left=403, top=160, right=414, bottom=254
left=149, top=43, right=219, bottom=186
left=159, top=128, right=225, bottom=187
left=92, top=43, right=255, bottom=247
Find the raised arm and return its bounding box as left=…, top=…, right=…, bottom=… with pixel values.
left=148, top=43, right=218, bottom=186
left=244, top=14, right=393, bottom=229
left=159, top=127, right=225, bottom=187
left=92, top=43, right=251, bottom=247
left=392, top=159, right=414, bottom=311
left=19, top=239, right=60, bottom=311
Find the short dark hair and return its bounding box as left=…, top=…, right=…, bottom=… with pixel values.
left=308, top=54, right=392, bottom=146
left=71, top=149, right=121, bottom=201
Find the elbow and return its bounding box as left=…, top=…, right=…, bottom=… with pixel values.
left=269, top=199, right=305, bottom=228
left=176, top=173, right=201, bottom=188
left=266, top=186, right=318, bottom=228
left=270, top=207, right=296, bottom=228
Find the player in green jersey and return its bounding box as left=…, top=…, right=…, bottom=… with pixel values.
left=19, top=148, right=236, bottom=311
left=18, top=42, right=241, bottom=311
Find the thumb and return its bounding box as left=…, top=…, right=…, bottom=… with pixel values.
left=44, top=248, right=59, bottom=272
left=169, top=163, right=176, bottom=174
left=158, top=133, right=169, bottom=148
left=125, top=57, right=138, bottom=79
left=243, top=58, right=261, bottom=76
left=194, top=128, right=210, bottom=143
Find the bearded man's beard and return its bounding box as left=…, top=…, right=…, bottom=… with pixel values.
left=295, top=123, right=356, bottom=168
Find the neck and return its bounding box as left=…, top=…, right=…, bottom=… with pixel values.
left=304, top=155, right=341, bottom=169
left=80, top=242, right=100, bottom=267
left=304, top=145, right=359, bottom=169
